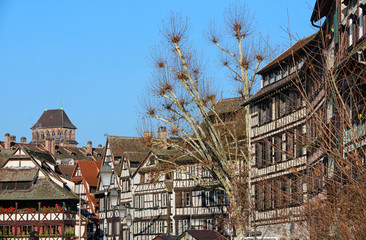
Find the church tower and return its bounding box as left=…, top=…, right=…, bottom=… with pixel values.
left=31, top=109, right=78, bottom=147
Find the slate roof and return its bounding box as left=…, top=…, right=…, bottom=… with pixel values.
left=0, top=178, right=78, bottom=201
left=178, top=230, right=227, bottom=240
left=0, top=168, right=38, bottom=182
left=25, top=147, right=56, bottom=165
left=257, top=33, right=318, bottom=75
left=31, top=109, right=77, bottom=129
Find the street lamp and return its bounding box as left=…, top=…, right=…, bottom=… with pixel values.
left=99, top=163, right=113, bottom=240
left=125, top=214, right=132, bottom=240
left=110, top=188, right=119, bottom=240
left=118, top=205, right=127, bottom=240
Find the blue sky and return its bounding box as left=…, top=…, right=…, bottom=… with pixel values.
left=0, top=0, right=316, bottom=147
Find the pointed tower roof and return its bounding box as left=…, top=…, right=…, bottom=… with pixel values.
left=31, top=109, right=77, bottom=130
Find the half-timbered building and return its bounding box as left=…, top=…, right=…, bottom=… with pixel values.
left=0, top=145, right=85, bottom=239
left=244, top=33, right=318, bottom=239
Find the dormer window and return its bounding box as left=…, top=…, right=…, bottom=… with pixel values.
left=75, top=168, right=81, bottom=177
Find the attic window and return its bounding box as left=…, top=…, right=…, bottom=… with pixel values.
left=71, top=152, right=76, bottom=156
left=75, top=168, right=81, bottom=177
left=149, top=158, right=155, bottom=165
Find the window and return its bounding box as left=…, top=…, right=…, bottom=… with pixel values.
left=177, top=220, right=183, bottom=235
left=183, top=219, right=189, bottom=232
left=349, top=18, right=354, bottom=46
left=259, top=99, right=272, bottom=125
left=154, top=194, right=159, bottom=207
left=135, top=196, right=140, bottom=209
left=205, top=191, right=210, bottom=207
left=140, top=195, right=144, bottom=208
left=359, top=7, right=364, bottom=39
left=158, top=221, right=164, bottom=233
left=207, top=219, right=213, bottom=230
left=185, top=192, right=190, bottom=206
left=162, top=192, right=167, bottom=207
left=213, top=191, right=219, bottom=206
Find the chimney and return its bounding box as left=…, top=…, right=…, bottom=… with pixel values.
left=21, top=137, right=27, bottom=144
left=4, top=133, right=10, bottom=149
left=45, top=138, right=51, bottom=153
left=144, top=132, right=153, bottom=139
left=98, top=144, right=102, bottom=149
left=158, top=126, right=167, bottom=149
left=87, top=141, right=93, bottom=155
left=51, top=138, right=55, bottom=155
left=10, top=135, right=16, bottom=143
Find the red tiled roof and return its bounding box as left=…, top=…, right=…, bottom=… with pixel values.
left=74, top=160, right=102, bottom=186
left=31, top=109, right=76, bottom=129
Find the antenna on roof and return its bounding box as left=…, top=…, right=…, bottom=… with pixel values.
left=45, top=107, right=48, bottom=111
left=61, top=100, right=64, bottom=110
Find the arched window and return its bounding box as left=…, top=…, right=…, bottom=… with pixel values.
left=36, top=132, right=39, bottom=140
left=46, top=131, right=50, bottom=139
left=41, top=132, right=44, bottom=139
left=65, top=130, right=68, bottom=140
left=69, top=131, right=72, bottom=140
left=52, top=132, right=55, bottom=139
left=57, top=131, right=61, bottom=139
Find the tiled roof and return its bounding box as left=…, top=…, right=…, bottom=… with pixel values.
left=31, top=109, right=76, bottom=129
left=257, top=33, right=318, bottom=75
left=153, top=236, right=179, bottom=240
left=0, top=168, right=38, bottom=182
left=25, top=147, right=56, bottom=164
left=210, top=97, right=244, bottom=115
left=0, top=149, right=13, bottom=167
left=55, top=146, right=100, bottom=161
left=179, top=230, right=227, bottom=240
left=108, top=136, right=149, bottom=157
left=57, top=164, right=75, bottom=179
left=0, top=178, right=78, bottom=201
left=74, top=160, right=102, bottom=186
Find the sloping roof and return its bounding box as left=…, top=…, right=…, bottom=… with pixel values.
left=57, top=164, right=75, bottom=179
left=25, top=147, right=56, bottom=165
left=107, top=136, right=149, bottom=158
left=0, top=168, right=38, bottom=182
left=0, top=149, right=13, bottom=167
left=31, top=109, right=77, bottom=129
left=257, top=33, right=318, bottom=75
left=311, top=0, right=334, bottom=22
left=210, top=97, right=244, bottom=115
left=178, top=230, right=227, bottom=240
left=0, top=178, right=78, bottom=201
left=153, top=235, right=179, bottom=240
left=75, top=160, right=102, bottom=187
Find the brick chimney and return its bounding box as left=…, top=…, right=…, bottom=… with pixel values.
left=21, top=137, right=27, bottom=144
left=51, top=139, right=55, bottom=155
left=158, top=126, right=167, bottom=149
left=45, top=138, right=51, bottom=153
left=144, top=132, right=153, bottom=139
left=87, top=141, right=93, bottom=155
left=98, top=144, right=102, bottom=149
left=10, top=135, right=16, bottom=143
left=4, top=133, right=10, bottom=149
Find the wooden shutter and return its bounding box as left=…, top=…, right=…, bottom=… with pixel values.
left=256, top=142, right=263, bottom=168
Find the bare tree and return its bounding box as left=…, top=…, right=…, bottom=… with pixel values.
left=140, top=6, right=269, bottom=237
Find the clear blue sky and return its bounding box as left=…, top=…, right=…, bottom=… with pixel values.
left=0, top=0, right=316, bottom=147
